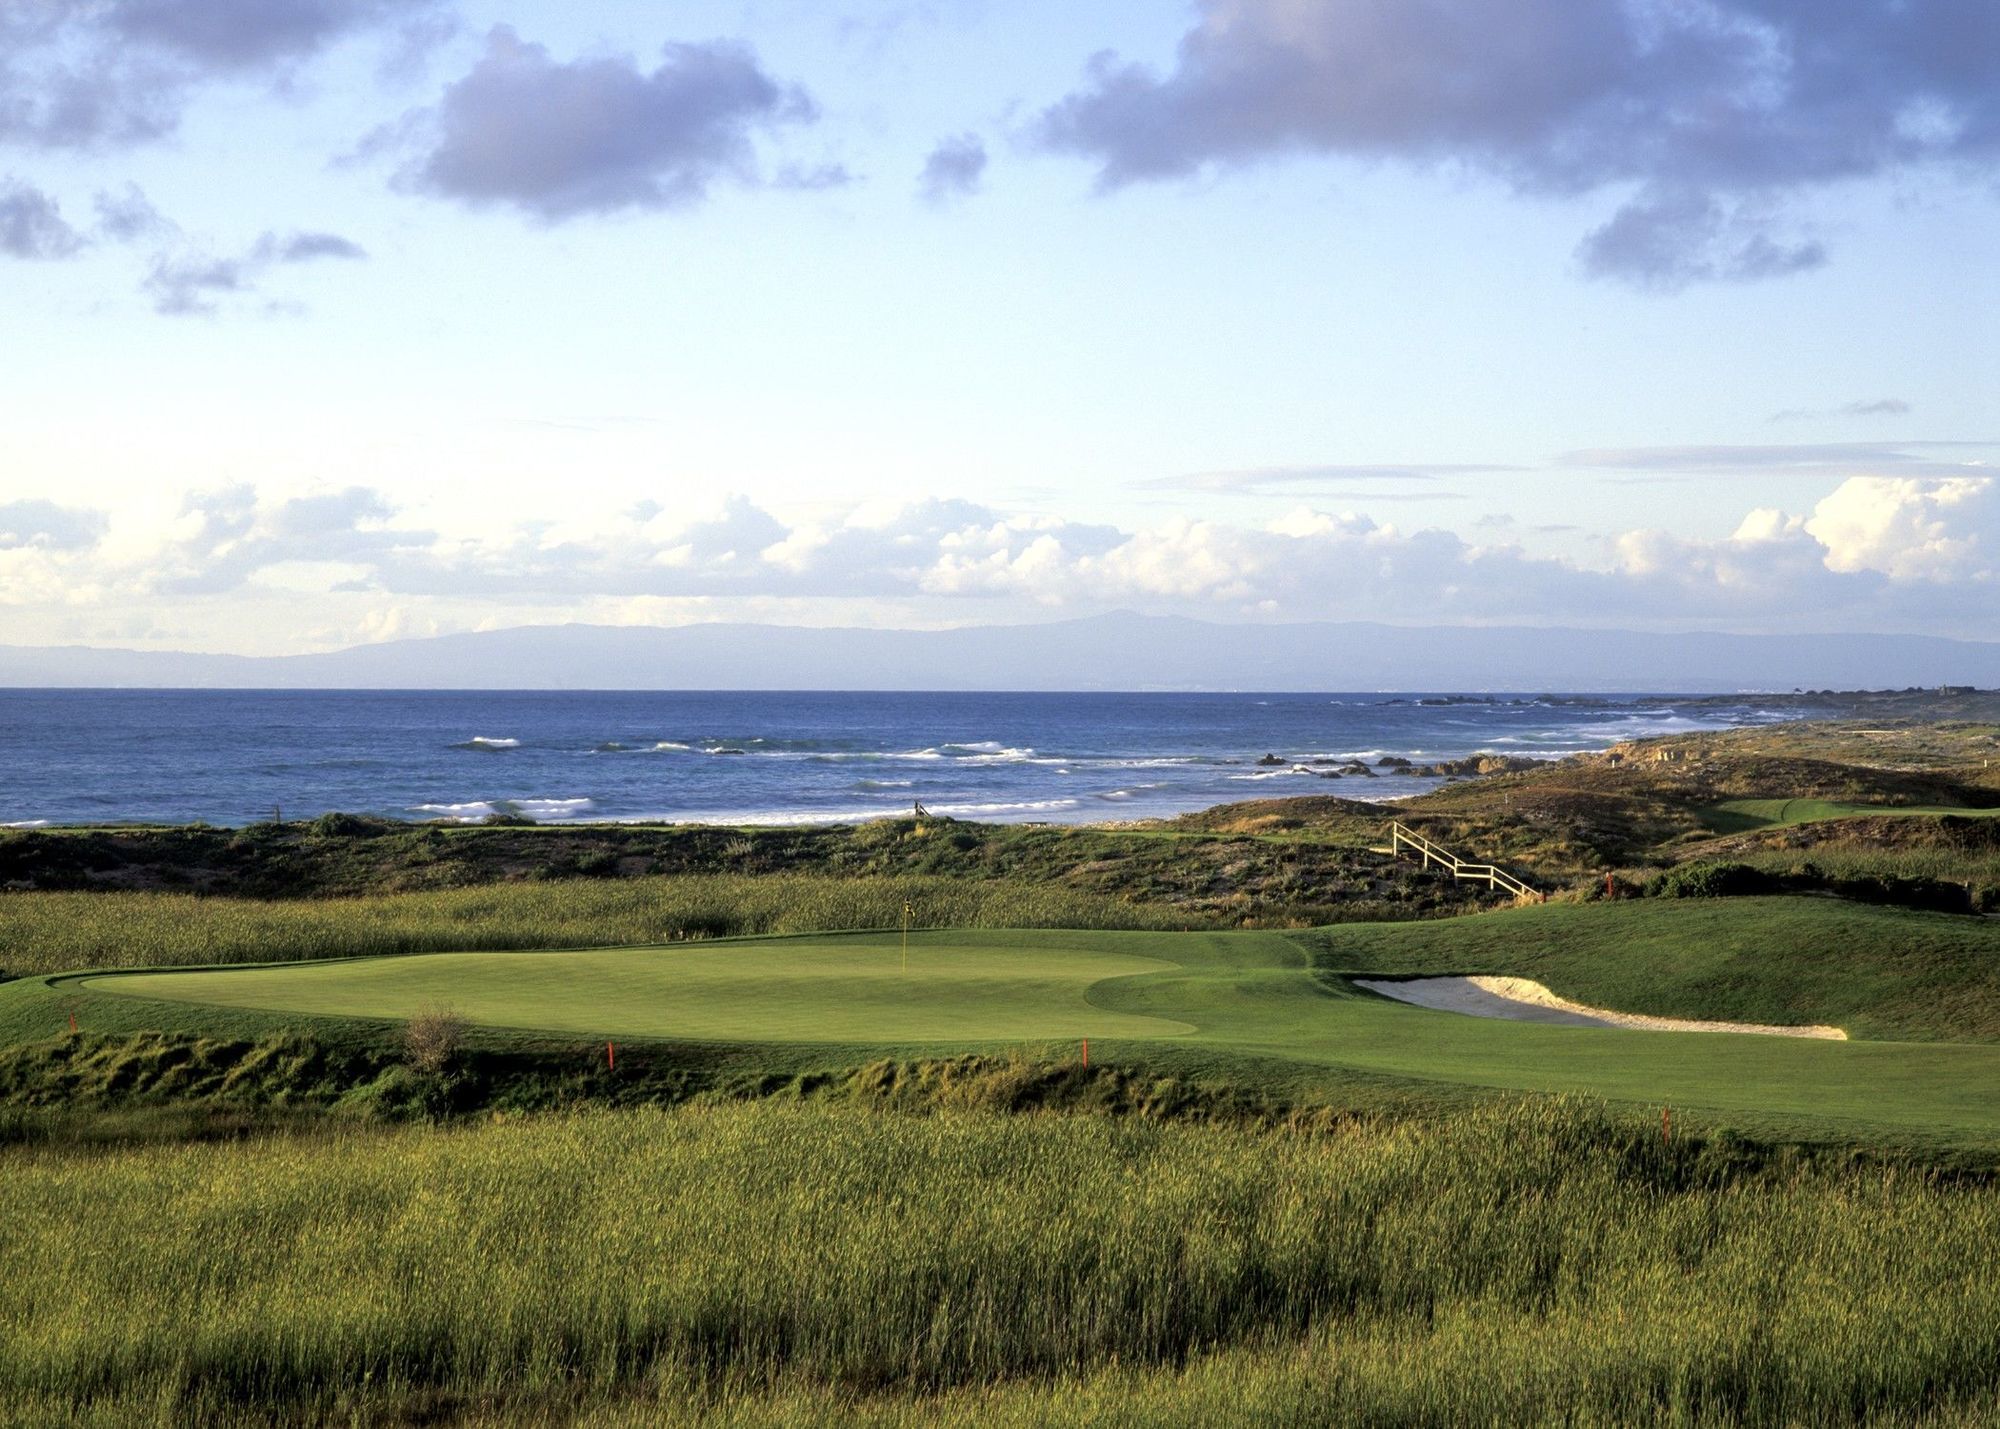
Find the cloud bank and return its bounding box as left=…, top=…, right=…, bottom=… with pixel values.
left=6, top=474, right=1997, bottom=644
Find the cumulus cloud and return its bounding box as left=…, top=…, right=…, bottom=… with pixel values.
left=1805, top=476, right=1998, bottom=582
left=0, top=0, right=444, bottom=148
left=254, top=230, right=368, bottom=262
left=1037, top=0, right=2000, bottom=286
left=154, top=485, right=435, bottom=593
left=1575, top=188, right=1825, bottom=289
left=92, top=183, right=172, bottom=241
left=0, top=499, right=106, bottom=551
left=389, top=27, right=818, bottom=220
left=143, top=252, right=250, bottom=315
left=918, top=133, right=987, bottom=203
left=144, top=228, right=366, bottom=314
left=107, top=0, right=437, bottom=72
left=0, top=176, right=83, bottom=258
left=10, top=473, right=2000, bottom=637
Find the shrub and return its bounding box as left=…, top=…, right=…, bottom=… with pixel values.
left=1649, top=861, right=1768, bottom=899
left=403, top=1004, right=465, bottom=1074
left=306, top=812, right=393, bottom=839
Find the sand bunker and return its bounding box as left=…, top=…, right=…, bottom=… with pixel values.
left=1353, top=976, right=1847, bottom=1040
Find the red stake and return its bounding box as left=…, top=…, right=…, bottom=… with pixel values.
left=1081, top=1038, right=1089, bottom=1069
left=1605, top=872, right=1615, bottom=900
left=607, top=1041, right=615, bottom=1072
left=68, top=1012, right=76, bottom=1035
left=1662, top=1104, right=1672, bottom=1144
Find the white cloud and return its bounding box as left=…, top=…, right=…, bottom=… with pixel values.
left=1804, top=476, right=1997, bottom=582
left=5, top=475, right=2000, bottom=648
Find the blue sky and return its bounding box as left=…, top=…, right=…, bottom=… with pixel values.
left=1, top=0, right=1995, bottom=654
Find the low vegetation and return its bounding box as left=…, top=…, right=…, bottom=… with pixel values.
left=3, top=1099, right=1995, bottom=1426
left=0, top=813, right=1491, bottom=924
left=0, top=875, right=1209, bottom=979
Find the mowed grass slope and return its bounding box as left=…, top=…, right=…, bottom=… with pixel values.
left=53, top=898, right=2000, bottom=1147
left=1299, top=895, right=2000, bottom=1043
left=1702, top=798, right=2000, bottom=835
left=88, top=937, right=1194, bottom=1043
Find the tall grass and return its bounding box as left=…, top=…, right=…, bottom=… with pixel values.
left=0, top=876, right=1206, bottom=977
left=1729, top=844, right=2000, bottom=893
left=1, top=1101, right=1995, bottom=1425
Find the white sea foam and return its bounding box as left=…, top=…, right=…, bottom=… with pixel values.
left=3, top=819, right=49, bottom=828
left=455, top=736, right=519, bottom=750
left=412, top=800, right=501, bottom=821
left=410, top=796, right=593, bottom=822
left=926, top=797, right=1082, bottom=816
left=513, top=797, right=594, bottom=819
left=621, top=807, right=907, bottom=827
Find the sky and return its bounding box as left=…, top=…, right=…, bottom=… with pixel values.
left=1, top=0, right=1996, bottom=656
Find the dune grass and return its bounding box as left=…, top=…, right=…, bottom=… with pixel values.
left=0, top=875, right=1204, bottom=979
left=2, top=1099, right=1996, bottom=1426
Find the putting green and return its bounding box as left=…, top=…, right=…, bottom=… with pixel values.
left=84, top=938, right=1194, bottom=1044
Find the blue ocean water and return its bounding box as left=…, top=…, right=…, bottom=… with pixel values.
left=0, top=690, right=1802, bottom=829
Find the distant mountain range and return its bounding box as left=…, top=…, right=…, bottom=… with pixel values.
left=3, top=613, right=1997, bottom=691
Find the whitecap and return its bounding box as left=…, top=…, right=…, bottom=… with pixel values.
left=926, top=797, right=1082, bottom=816
left=512, top=797, right=594, bottom=819
left=412, top=800, right=500, bottom=821
left=455, top=736, right=519, bottom=750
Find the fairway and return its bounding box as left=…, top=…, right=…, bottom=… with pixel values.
left=1702, top=797, right=2000, bottom=832
left=84, top=937, right=1195, bottom=1044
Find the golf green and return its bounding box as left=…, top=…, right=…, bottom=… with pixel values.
left=85, top=938, right=1195, bottom=1043
left=58, top=916, right=2000, bottom=1147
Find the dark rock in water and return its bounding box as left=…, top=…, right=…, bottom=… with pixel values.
left=1377, top=756, right=1412, bottom=767
left=1255, top=753, right=1286, bottom=766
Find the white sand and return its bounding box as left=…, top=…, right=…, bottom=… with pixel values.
left=1352, top=976, right=1847, bottom=1040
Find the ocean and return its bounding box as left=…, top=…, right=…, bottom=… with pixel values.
left=0, top=689, right=1802, bottom=829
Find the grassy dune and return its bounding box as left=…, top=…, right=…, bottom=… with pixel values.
left=0, top=875, right=1204, bottom=979
left=2, top=1101, right=1996, bottom=1426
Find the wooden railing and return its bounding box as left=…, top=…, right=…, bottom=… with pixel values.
left=1386, top=822, right=1542, bottom=902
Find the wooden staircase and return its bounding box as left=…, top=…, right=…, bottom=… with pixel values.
left=1380, top=821, right=1542, bottom=902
